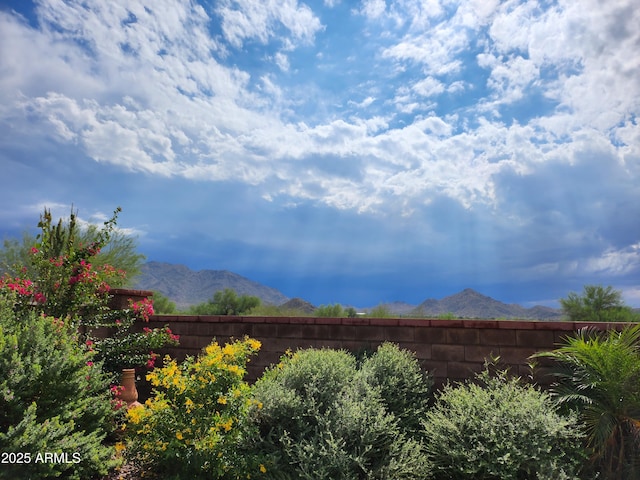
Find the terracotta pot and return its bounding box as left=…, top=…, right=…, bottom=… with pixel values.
left=118, top=368, right=142, bottom=408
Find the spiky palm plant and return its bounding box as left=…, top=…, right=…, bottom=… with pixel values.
left=534, top=325, right=640, bottom=480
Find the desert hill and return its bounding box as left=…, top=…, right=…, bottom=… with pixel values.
left=134, top=261, right=289, bottom=309
left=408, top=288, right=562, bottom=320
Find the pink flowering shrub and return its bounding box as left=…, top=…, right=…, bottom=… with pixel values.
left=0, top=207, right=179, bottom=377
left=131, top=297, right=154, bottom=321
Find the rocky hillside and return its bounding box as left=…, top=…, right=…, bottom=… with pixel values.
left=134, top=261, right=289, bottom=309
left=409, top=288, right=563, bottom=320
left=279, top=297, right=316, bottom=314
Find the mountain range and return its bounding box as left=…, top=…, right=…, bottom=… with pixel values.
left=134, top=261, right=289, bottom=309
left=134, top=262, right=563, bottom=319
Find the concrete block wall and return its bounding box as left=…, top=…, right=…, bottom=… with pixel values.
left=134, top=314, right=631, bottom=386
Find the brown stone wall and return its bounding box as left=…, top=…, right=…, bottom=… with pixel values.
left=108, top=288, right=155, bottom=310
left=135, top=315, right=632, bottom=386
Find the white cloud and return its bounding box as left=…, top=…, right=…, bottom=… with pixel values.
left=13, top=202, right=71, bottom=221
left=0, top=201, right=145, bottom=238
left=348, top=96, right=376, bottom=109
left=479, top=0, right=640, bottom=133
left=360, top=0, right=445, bottom=30
left=359, top=0, right=387, bottom=20
left=484, top=54, right=539, bottom=105
left=215, top=0, right=323, bottom=48
left=273, top=51, right=290, bottom=71
left=622, top=287, right=640, bottom=308
left=0, top=11, right=102, bottom=104
left=412, top=76, right=445, bottom=98
left=584, top=243, right=640, bottom=276
left=522, top=242, right=640, bottom=284
left=459, top=0, right=500, bottom=27
left=76, top=215, right=145, bottom=238
left=488, top=0, right=540, bottom=54
left=0, top=0, right=638, bottom=224
left=381, top=27, right=466, bottom=76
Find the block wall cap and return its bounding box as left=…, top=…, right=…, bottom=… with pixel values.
left=110, top=288, right=154, bottom=297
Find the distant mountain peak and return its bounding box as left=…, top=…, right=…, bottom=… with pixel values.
left=412, top=289, right=561, bottom=320
left=135, top=262, right=289, bottom=309
left=455, top=288, right=492, bottom=299
left=280, top=298, right=316, bottom=314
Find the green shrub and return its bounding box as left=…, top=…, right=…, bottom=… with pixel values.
left=367, top=304, right=392, bottom=318
left=313, top=303, right=345, bottom=317
left=123, top=337, right=264, bottom=480
left=422, top=367, right=585, bottom=480
left=152, top=290, right=177, bottom=314
left=358, top=342, right=432, bottom=437
left=252, top=349, right=357, bottom=438
left=345, top=306, right=358, bottom=318
left=0, top=290, right=118, bottom=480
left=187, top=288, right=261, bottom=315
left=246, top=304, right=309, bottom=317
left=250, top=347, right=430, bottom=479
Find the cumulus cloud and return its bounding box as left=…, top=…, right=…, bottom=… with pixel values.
left=0, top=0, right=638, bottom=292
left=359, top=0, right=387, bottom=20
left=215, top=0, right=323, bottom=47
left=412, top=76, right=445, bottom=98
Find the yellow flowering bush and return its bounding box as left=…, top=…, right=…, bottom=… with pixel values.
left=123, top=337, right=265, bottom=479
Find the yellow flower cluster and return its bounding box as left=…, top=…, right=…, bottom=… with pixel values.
left=218, top=418, right=233, bottom=432
left=123, top=337, right=262, bottom=477
left=127, top=404, right=148, bottom=425
left=146, top=357, right=188, bottom=394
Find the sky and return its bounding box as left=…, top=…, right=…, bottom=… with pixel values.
left=0, top=0, right=639, bottom=309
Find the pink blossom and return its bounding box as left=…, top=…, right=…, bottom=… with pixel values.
left=49, top=257, right=64, bottom=267
left=165, top=327, right=180, bottom=342
left=110, top=385, right=124, bottom=396
left=146, top=353, right=157, bottom=369
left=34, top=292, right=46, bottom=304
left=130, top=298, right=155, bottom=321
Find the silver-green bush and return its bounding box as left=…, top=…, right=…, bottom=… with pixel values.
left=422, top=367, right=585, bottom=480
left=358, top=342, right=432, bottom=438
left=250, top=347, right=430, bottom=479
